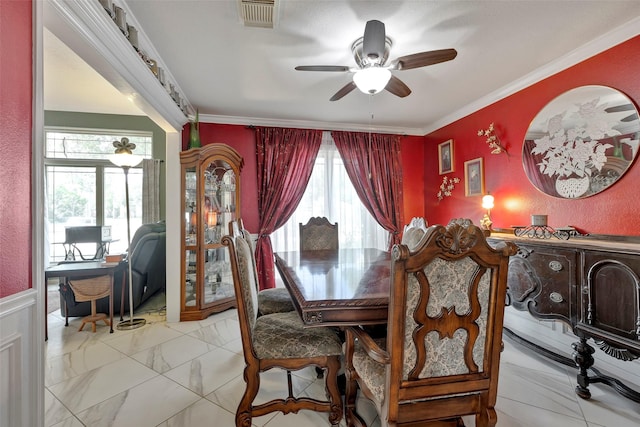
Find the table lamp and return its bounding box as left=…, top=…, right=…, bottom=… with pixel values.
left=109, top=137, right=146, bottom=330
left=481, top=194, right=495, bottom=234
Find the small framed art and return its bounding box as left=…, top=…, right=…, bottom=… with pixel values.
left=464, top=157, right=484, bottom=197
left=438, top=139, right=454, bottom=175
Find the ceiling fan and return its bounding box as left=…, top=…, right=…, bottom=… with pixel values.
left=295, top=20, right=457, bottom=101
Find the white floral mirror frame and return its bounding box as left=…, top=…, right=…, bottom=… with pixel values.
left=523, top=85, right=640, bottom=199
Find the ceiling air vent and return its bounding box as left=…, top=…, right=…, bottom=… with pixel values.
left=238, top=0, right=276, bottom=28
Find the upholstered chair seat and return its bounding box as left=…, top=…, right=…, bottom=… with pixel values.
left=252, top=311, right=341, bottom=358
left=256, top=287, right=295, bottom=315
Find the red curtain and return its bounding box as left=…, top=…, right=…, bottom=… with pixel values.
left=332, top=131, right=404, bottom=249
left=255, top=127, right=322, bottom=290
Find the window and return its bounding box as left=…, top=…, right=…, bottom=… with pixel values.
left=44, top=128, right=152, bottom=264
left=271, top=132, right=388, bottom=252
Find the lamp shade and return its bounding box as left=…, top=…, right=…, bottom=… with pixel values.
left=482, top=194, right=495, bottom=210
left=353, top=66, right=391, bottom=94
left=109, top=153, right=143, bottom=168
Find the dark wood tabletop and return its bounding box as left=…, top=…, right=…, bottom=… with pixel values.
left=274, top=248, right=391, bottom=327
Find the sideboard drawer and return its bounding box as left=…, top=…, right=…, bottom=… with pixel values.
left=507, top=244, right=577, bottom=325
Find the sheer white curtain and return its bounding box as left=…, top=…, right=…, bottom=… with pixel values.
left=142, top=159, right=161, bottom=224
left=271, top=132, right=388, bottom=252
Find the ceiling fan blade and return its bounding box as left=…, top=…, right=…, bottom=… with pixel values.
left=385, top=75, right=411, bottom=98
left=390, top=48, right=458, bottom=70
left=363, top=20, right=386, bottom=62
left=330, top=81, right=357, bottom=101
left=295, top=65, right=350, bottom=72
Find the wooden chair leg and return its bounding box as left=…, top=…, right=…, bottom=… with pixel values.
left=236, top=363, right=260, bottom=427
left=325, top=356, right=343, bottom=426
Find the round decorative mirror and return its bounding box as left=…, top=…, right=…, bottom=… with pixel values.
left=522, top=85, right=640, bottom=199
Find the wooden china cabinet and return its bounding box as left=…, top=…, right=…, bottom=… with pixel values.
left=180, top=143, right=244, bottom=321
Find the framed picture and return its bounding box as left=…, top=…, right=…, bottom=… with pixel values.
left=464, top=157, right=484, bottom=197
left=438, top=139, right=454, bottom=175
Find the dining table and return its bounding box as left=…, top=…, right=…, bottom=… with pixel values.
left=273, top=248, right=392, bottom=327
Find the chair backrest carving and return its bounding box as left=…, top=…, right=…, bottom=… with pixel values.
left=299, top=217, right=339, bottom=251
left=401, top=216, right=428, bottom=251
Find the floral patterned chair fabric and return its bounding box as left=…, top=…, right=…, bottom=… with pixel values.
left=222, top=233, right=343, bottom=426
left=401, top=216, right=429, bottom=251
left=299, top=217, right=339, bottom=251
left=344, top=218, right=518, bottom=427
left=230, top=219, right=295, bottom=315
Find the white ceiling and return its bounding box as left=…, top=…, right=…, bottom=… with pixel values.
left=44, top=1, right=640, bottom=135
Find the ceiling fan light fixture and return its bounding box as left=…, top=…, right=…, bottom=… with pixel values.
left=353, top=66, right=391, bottom=94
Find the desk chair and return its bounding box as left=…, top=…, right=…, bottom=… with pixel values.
left=68, top=275, right=113, bottom=333
left=344, top=219, right=518, bottom=427
left=229, top=219, right=295, bottom=315
left=299, top=217, right=339, bottom=251
left=222, top=233, right=343, bottom=426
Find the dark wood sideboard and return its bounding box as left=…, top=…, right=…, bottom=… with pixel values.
left=488, top=232, right=640, bottom=403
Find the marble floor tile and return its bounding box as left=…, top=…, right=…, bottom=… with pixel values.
left=156, top=398, right=237, bottom=427
left=187, top=317, right=241, bottom=347
left=44, top=388, right=73, bottom=427
left=130, top=334, right=215, bottom=373
left=492, top=396, right=588, bottom=427
left=45, top=341, right=126, bottom=386
left=75, top=375, right=200, bottom=427
left=571, top=382, right=640, bottom=427
left=101, top=322, right=184, bottom=355
left=163, top=346, right=245, bottom=396
left=44, top=298, right=638, bottom=427
left=50, top=417, right=85, bottom=427
left=497, top=361, right=583, bottom=419
left=48, top=357, right=158, bottom=413
left=45, top=322, right=109, bottom=359
left=500, top=338, right=573, bottom=377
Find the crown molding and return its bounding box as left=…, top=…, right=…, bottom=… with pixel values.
left=199, top=113, right=421, bottom=136
left=46, top=0, right=189, bottom=132
left=420, top=16, right=640, bottom=136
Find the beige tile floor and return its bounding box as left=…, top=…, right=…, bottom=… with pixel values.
left=45, top=290, right=640, bottom=427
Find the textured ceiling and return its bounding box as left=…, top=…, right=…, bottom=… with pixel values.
left=44, top=1, right=640, bottom=135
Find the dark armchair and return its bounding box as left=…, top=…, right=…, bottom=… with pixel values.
left=59, top=222, right=166, bottom=319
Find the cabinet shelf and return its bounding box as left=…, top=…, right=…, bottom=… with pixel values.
left=180, top=144, right=244, bottom=321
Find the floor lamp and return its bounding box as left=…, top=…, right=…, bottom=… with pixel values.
left=110, top=138, right=146, bottom=330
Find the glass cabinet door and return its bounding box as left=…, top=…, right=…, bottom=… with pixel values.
left=180, top=143, right=243, bottom=321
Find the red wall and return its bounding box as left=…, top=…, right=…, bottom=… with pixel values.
left=0, top=0, right=33, bottom=298
left=183, top=125, right=425, bottom=233
left=424, top=35, right=640, bottom=236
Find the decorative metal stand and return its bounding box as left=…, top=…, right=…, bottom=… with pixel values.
left=512, top=225, right=583, bottom=240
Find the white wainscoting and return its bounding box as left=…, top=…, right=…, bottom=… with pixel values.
left=0, top=289, right=43, bottom=427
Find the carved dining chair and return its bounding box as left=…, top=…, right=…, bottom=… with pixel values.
left=344, top=218, right=518, bottom=427
left=401, top=216, right=429, bottom=251
left=222, top=233, right=344, bottom=426
left=229, top=219, right=295, bottom=315
left=299, top=217, right=339, bottom=251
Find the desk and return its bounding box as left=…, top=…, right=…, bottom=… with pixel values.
left=45, top=261, right=119, bottom=339
left=274, top=248, right=391, bottom=327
